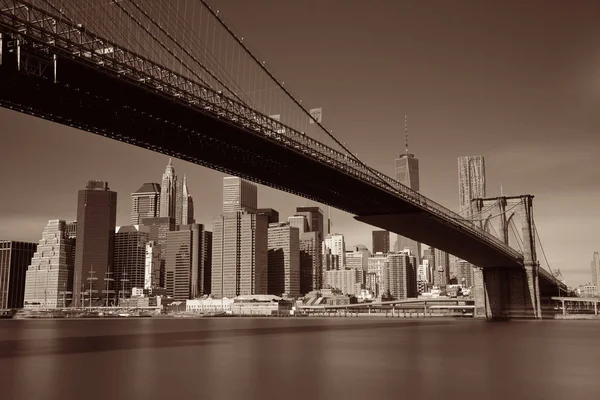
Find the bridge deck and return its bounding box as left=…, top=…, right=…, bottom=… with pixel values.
left=0, top=1, right=568, bottom=285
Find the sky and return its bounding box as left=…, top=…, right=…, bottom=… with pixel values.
left=1, top=0, right=599, bottom=286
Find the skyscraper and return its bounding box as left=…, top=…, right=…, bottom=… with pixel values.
left=73, top=181, right=117, bottom=307
left=257, top=208, right=280, bottom=224
left=324, top=233, right=346, bottom=267
left=0, top=241, right=37, bottom=309
left=114, top=225, right=150, bottom=299
left=222, top=176, right=257, bottom=213
left=212, top=177, right=267, bottom=297
left=267, top=223, right=300, bottom=297
left=387, top=251, right=417, bottom=300
left=144, top=241, right=161, bottom=290
left=394, top=115, right=421, bottom=264
left=160, top=158, right=178, bottom=220
left=288, top=215, right=309, bottom=234
left=141, top=216, right=176, bottom=288
left=372, top=230, right=390, bottom=254
left=591, top=251, right=599, bottom=288
left=458, top=156, right=486, bottom=215
left=176, top=175, right=195, bottom=226
left=24, top=220, right=74, bottom=309
left=165, top=224, right=208, bottom=300
left=300, top=230, right=321, bottom=294
left=131, top=183, right=161, bottom=225
left=202, top=230, right=212, bottom=296
left=212, top=213, right=268, bottom=297
left=433, top=248, right=450, bottom=287
left=295, top=207, right=324, bottom=242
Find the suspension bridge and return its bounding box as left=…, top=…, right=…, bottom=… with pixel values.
left=0, top=0, right=567, bottom=319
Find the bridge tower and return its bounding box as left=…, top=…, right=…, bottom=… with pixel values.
left=470, top=195, right=542, bottom=319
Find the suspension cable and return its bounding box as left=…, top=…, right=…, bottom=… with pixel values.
left=197, top=0, right=410, bottom=195
left=533, top=221, right=562, bottom=294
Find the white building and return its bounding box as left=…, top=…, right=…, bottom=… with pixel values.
left=144, top=241, right=161, bottom=289
left=186, top=297, right=234, bottom=313
left=324, top=233, right=346, bottom=267
left=24, top=220, right=74, bottom=309
left=323, top=269, right=362, bottom=296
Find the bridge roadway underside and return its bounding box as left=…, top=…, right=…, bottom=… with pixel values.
left=0, top=49, right=522, bottom=271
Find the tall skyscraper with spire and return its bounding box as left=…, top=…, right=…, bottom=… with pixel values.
left=159, top=158, right=178, bottom=220
left=394, top=115, right=421, bottom=263
left=175, top=174, right=195, bottom=225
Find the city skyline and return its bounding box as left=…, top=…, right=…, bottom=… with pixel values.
left=1, top=0, right=599, bottom=286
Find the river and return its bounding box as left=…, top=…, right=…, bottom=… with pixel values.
left=0, top=318, right=598, bottom=399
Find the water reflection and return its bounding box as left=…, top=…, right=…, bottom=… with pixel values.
left=0, top=319, right=599, bottom=399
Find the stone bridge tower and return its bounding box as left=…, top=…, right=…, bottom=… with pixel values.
left=470, top=195, right=541, bottom=319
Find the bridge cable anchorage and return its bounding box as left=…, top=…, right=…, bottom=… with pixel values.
left=197, top=0, right=402, bottom=190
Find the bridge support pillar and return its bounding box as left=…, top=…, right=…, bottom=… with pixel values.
left=473, top=266, right=542, bottom=319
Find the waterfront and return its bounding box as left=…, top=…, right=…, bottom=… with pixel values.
left=0, top=318, right=599, bottom=399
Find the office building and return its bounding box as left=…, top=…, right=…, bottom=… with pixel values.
left=222, top=176, right=257, bottom=213
left=372, top=230, right=390, bottom=254
left=159, top=158, right=178, bottom=220
left=387, top=251, right=417, bottom=300
left=141, top=216, right=176, bottom=288
left=114, top=225, right=150, bottom=300
left=212, top=177, right=266, bottom=297
left=202, top=231, right=212, bottom=296
left=591, top=251, right=599, bottom=288
left=65, top=221, right=77, bottom=239
left=144, top=241, right=161, bottom=290
left=267, top=223, right=300, bottom=297
left=458, top=156, right=486, bottom=216
left=288, top=215, right=309, bottom=234
left=323, top=248, right=340, bottom=272
left=451, top=258, right=474, bottom=288
left=295, top=207, right=325, bottom=242
left=299, top=231, right=321, bottom=294
left=368, top=253, right=388, bottom=298
left=0, top=241, right=37, bottom=309
left=166, top=224, right=208, bottom=300
left=394, top=117, right=421, bottom=264
left=434, top=248, right=450, bottom=287
left=346, top=245, right=370, bottom=272
left=323, top=269, right=362, bottom=296
left=24, top=220, right=74, bottom=309
left=324, top=233, right=346, bottom=267
left=176, top=175, right=195, bottom=226
left=212, top=213, right=268, bottom=297
left=130, top=183, right=161, bottom=225
left=73, top=181, right=117, bottom=307
left=257, top=208, right=279, bottom=224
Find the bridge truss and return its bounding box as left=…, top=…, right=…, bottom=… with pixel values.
left=1, top=0, right=532, bottom=267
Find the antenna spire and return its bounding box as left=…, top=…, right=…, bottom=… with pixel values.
left=404, top=114, right=408, bottom=154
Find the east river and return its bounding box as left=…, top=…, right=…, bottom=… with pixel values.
left=0, top=318, right=599, bottom=399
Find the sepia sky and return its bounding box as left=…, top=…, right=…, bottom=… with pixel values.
left=1, top=0, right=599, bottom=286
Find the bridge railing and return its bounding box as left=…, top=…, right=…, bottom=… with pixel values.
left=0, top=0, right=521, bottom=261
